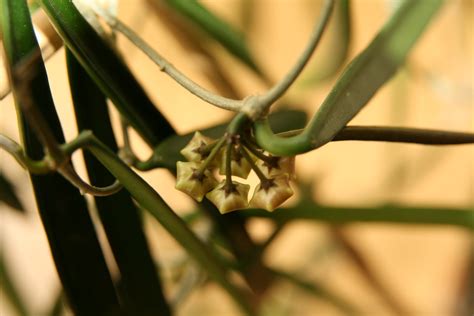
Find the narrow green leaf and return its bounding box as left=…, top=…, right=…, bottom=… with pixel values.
left=254, top=0, right=445, bottom=156
left=161, top=0, right=260, bottom=73
left=37, top=0, right=175, bottom=147
left=0, top=252, right=29, bottom=316
left=154, top=109, right=307, bottom=169
left=243, top=204, right=474, bottom=230
left=67, top=49, right=171, bottom=316
left=1, top=0, right=122, bottom=314
left=0, top=173, right=24, bottom=212
left=308, top=0, right=444, bottom=146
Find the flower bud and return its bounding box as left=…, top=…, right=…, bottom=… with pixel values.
left=180, top=131, right=215, bottom=162
left=250, top=175, right=294, bottom=212
left=175, top=161, right=218, bottom=202
left=206, top=181, right=250, bottom=214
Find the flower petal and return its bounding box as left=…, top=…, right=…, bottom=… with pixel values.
left=250, top=175, right=294, bottom=212
left=206, top=181, right=250, bottom=214
left=180, top=131, right=215, bottom=162
left=175, top=161, right=217, bottom=202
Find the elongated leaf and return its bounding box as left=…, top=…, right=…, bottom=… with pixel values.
left=308, top=0, right=444, bottom=146
left=67, top=49, right=171, bottom=316
left=0, top=173, right=24, bottom=212
left=1, top=1, right=121, bottom=314
left=254, top=0, right=445, bottom=155
left=243, top=204, right=474, bottom=230
left=37, top=0, right=175, bottom=147
left=154, top=109, right=307, bottom=169
left=161, top=0, right=260, bottom=73
left=0, top=252, right=28, bottom=316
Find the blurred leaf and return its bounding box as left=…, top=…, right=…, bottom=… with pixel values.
left=301, top=0, right=351, bottom=85
left=0, top=252, right=29, bottom=316
left=270, top=268, right=360, bottom=315
left=160, top=0, right=261, bottom=73
left=243, top=204, right=474, bottom=230
left=67, top=49, right=171, bottom=316
left=0, top=173, right=24, bottom=212
left=1, top=0, right=122, bottom=314
left=154, top=109, right=308, bottom=169
left=47, top=290, right=65, bottom=316
left=38, top=0, right=175, bottom=147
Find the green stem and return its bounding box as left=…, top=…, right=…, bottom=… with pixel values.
left=0, top=134, right=51, bottom=173
left=240, top=147, right=269, bottom=183
left=64, top=131, right=255, bottom=315
left=196, top=136, right=226, bottom=175
left=254, top=0, right=335, bottom=115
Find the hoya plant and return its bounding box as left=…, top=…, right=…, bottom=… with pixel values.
left=1, top=0, right=473, bottom=315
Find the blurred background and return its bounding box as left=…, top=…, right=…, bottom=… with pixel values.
left=1, top=0, right=473, bottom=315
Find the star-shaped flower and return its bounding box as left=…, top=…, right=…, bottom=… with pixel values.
left=257, top=155, right=295, bottom=179
left=206, top=180, right=250, bottom=214
left=180, top=131, right=216, bottom=162
left=175, top=161, right=218, bottom=202
left=249, top=175, right=294, bottom=212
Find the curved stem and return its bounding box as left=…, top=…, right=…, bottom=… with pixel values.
left=254, top=0, right=446, bottom=156
left=254, top=0, right=335, bottom=116
left=90, top=3, right=243, bottom=112
left=0, top=134, right=51, bottom=174
left=57, top=163, right=122, bottom=196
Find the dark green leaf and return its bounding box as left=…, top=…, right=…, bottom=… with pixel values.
left=67, top=49, right=171, bottom=316
left=1, top=0, right=121, bottom=314
left=0, top=173, right=24, bottom=212
left=38, top=0, right=175, bottom=147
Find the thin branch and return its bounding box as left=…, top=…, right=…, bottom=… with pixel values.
left=253, top=0, right=335, bottom=117
left=12, top=51, right=122, bottom=196
left=275, top=125, right=474, bottom=145
left=0, top=134, right=51, bottom=173
left=333, top=126, right=474, bottom=144
left=89, top=3, right=243, bottom=112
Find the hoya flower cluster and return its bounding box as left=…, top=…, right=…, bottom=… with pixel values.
left=175, top=131, right=295, bottom=214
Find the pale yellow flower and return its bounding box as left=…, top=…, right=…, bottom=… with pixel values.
left=250, top=175, right=294, bottom=212
left=257, top=155, right=295, bottom=179
left=180, top=131, right=215, bottom=162
left=175, top=161, right=218, bottom=202
left=206, top=180, right=250, bottom=214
